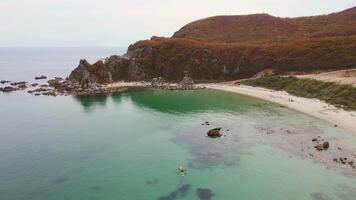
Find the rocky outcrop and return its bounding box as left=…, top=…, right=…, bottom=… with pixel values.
left=34, top=75, right=47, bottom=80
left=68, top=56, right=136, bottom=85
left=178, top=72, right=194, bottom=90
left=68, top=59, right=111, bottom=87
left=151, top=77, right=166, bottom=88
left=25, top=77, right=130, bottom=97
left=0, top=80, right=10, bottom=84
left=315, top=142, right=330, bottom=151
left=150, top=72, right=197, bottom=90
left=207, top=128, right=223, bottom=138
left=2, top=86, right=17, bottom=93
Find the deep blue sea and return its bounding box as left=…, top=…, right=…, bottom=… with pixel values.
left=0, top=47, right=126, bottom=81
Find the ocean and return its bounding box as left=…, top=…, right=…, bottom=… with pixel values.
left=0, top=48, right=355, bottom=200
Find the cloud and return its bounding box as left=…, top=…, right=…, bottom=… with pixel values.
left=0, top=0, right=354, bottom=46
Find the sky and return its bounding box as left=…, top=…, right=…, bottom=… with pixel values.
left=0, top=0, right=355, bottom=47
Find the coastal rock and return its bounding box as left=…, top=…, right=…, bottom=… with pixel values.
left=315, top=142, right=330, bottom=151
left=151, top=77, right=166, bottom=88
left=10, top=81, right=27, bottom=86
left=0, top=80, right=10, bottom=84
left=68, top=59, right=114, bottom=85
left=178, top=72, right=195, bottom=90
left=2, top=86, right=17, bottom=92
left=34, top=75, right=47, bottom=80
left=151, top=73, right=196, bottom=90
left=17, top=84, right=27, bottom=89
left=30, top=75, right=131, bottom=97
left=42, top=91, right=57, bottom=96
left=207, top=128, right=223, bottom=138
left=28, top=88, right=50, bottom=93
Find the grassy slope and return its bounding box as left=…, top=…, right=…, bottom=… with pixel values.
left=242, top=76, right=356, bottom=110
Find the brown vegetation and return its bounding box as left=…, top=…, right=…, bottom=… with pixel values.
left=172, top=7, right=356, bottom=44
left=124, top=7, right=356, bottom=81
left=70, top=7, right=356, bottom=83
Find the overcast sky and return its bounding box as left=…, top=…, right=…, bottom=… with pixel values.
left=0, top=0, right=355, bottom=47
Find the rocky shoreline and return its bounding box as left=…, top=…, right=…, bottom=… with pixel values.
left=0, top=77, right=131, bottom=97
left=0, top=70, right=202, bottom=97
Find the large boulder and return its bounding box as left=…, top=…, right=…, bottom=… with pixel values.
left=315, top=142, right=330, bottom=151
left=207, top=128, right=223, bottom=138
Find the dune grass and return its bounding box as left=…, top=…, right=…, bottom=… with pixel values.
left=242, top=76, right=356, bottom=110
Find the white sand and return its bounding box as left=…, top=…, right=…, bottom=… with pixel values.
left=106, top=81, right=151, bottom=88
left=204, top=83, right=356, bottom=133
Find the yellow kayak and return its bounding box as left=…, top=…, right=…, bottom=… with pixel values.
left=178, top=166, right=186, bottom=176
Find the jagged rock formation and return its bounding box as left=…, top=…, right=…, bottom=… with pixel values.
left=178, top=72, right=194, bottom=90
left=68, top=59, right=113, bottom=86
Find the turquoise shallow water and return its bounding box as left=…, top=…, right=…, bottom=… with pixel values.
left=0, top=89, right=355, bottom=200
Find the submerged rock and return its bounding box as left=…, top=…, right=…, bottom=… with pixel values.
left=196, top=188, right=215, bottom=200
left=207, top=128, right=223, bottom=138
left=158, top=184, right=191, bottom=200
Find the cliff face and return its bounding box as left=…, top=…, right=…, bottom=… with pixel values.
left=127, top=36, right=356, bottom=81
left=69, top=7, right=356, bottom=83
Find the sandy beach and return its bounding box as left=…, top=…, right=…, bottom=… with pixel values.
left=106, top=81, right=151, bottom=88
left=204, top=83, right=356, bottom=133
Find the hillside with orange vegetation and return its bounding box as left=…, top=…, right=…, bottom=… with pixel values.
left=172, top=7, right=356, bottom=44
left=70, top=7, right=356, bottom=82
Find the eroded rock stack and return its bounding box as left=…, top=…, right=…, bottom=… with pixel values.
left=178, top=72, right=195, bottom=90
left=68, top=59, right=114, bottom=86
